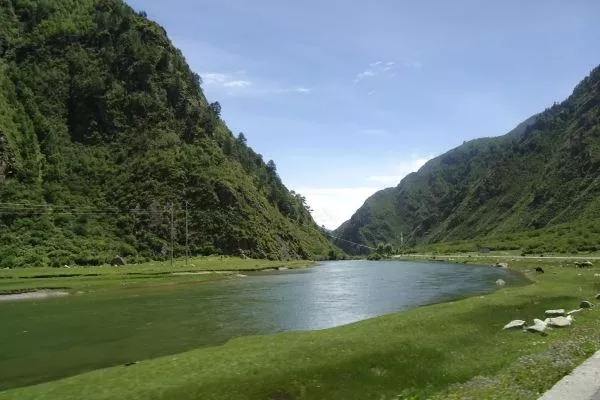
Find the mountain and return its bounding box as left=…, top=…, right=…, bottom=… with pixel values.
left=0, top=0, right=338, bottom=268
left=335, top=67, right=600, bottom=254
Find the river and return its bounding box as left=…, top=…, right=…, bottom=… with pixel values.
left=0, top=260, right=528, bottom=390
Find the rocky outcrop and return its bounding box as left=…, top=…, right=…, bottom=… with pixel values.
left=525, top=319, right=548, bottom=334
left=574, top=261, right=593, bottom=268
left=545, top=309, right=566, bottom=317
left=503, top=320, right=526, bottom=330
left=580, top=300, right=594, bottom=309
left=545, top=316, right=572, bottom=327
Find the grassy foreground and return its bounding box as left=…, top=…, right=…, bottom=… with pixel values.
left=1, top=256, right=599, bottom=399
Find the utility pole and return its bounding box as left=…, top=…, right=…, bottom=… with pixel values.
left=184, top=200, right=189, bottom=266
left=400, top=232, right=404, bottom=254
left=169, top=202, right=174, bottom=268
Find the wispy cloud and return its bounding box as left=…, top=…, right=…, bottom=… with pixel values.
left=367, top=156, right=431, bottom=185
left=354, top=60, right=397, bottom=83
left=288, top=86, right=312, bottom=93
left=353, top=60, right=422, bottom=83
left=202, top=72, right=253, bottom=88
left=223, top=80, right=252, bottom=88
left=294, top=187, right=380, bottom=230
left=201, top=71, right=310, bottom=97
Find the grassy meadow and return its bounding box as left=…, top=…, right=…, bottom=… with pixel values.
left=0, top=256, right=313, bottom=294
left=0, top=255, right=599, bottom=399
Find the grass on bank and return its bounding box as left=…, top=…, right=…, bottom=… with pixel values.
left=1, top=257, right=599, bottom=400
left=0, top=256, right=313, bottom=294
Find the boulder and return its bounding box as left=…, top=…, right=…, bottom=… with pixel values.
left=111, top=256, right=126, bottom=266
left=580, top=300, right=593, bottom=309
left=545, top=316, right=572, bottom=327
left=503, top=320, right=526, bottom=330
left=595, top=294, right=600, bottom=300
left=495, top=262, right=509, bottom=269
left=525, top=319, right=547, bottom=334
left=495, top=279, right=506, bottom=287
left=544, top=309, right=565, bottom=317
left=574, top=261, right=593, bottom=268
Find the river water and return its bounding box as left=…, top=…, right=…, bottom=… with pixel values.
left=0, top=260, right=528, bottom=390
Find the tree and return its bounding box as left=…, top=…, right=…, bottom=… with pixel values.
left=209, top=101, right=221, bottom=118
left=237, top=132, right=247, bottom=145
left=266, top=160, right=277, bottom=174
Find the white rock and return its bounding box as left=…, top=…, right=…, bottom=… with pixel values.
left=567, top=308, right=582, bottom=315
left=496, top=279, right=506, bottom=287
left=495, top=262, right=509, bottom=268
left=546, top=316, right=572, bottom=327
left=503, top=320, right=526, bottom=330
left=580, top=301, right=594, bottom=309
left=545, top=309, right=566, bottom=317
left=525, top=319, right=547, bottom=334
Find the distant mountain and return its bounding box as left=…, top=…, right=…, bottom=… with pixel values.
left=0, top=0, right=337, bottom=267
left=335, top=67, right=600, bottom=254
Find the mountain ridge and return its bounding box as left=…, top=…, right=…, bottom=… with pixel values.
left=335, top=66, right=600, bottom=254
left=0, top=0, right=337, bottom=267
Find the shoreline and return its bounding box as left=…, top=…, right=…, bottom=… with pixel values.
left=0, top=289, right=70, bottom=302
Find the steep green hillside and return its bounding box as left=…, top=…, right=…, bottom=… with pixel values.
left=0, top=0, right=336, bottom=267
left=335, top=67, right=600, bottom=254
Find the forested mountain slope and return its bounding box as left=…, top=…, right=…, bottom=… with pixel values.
left=335, top=67, right=600, bottom=254
left=0, top=0, right=336, bottom=267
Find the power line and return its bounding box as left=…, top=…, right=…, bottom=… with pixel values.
left=325, top=233, right=375, bottom=250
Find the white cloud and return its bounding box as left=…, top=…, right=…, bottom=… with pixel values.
left=202, top=73, right=229, bottom=85
left=201, top=71, right=310, bottom=97
left=223, top=80, right=252, bottom=88
left=294, top=187, right=380, bottom=230
left=354, top=60, right=397, bottom=83
left=297, top=154, right=434, bottom=230
left=290, top=86, right=311, bottom=93
left=366, top=156, right=431, bottom=185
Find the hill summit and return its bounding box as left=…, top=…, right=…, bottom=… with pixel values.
left=0, top=0, right=336, bottom=267
left=335, top=66, right=600, bottom=254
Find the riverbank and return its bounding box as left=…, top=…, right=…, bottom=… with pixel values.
left=1, top=256, right=598, bottom=399
left=0, top=256, right=314, bottom=296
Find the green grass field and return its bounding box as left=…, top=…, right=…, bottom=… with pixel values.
left=1, top=256, right=599, bottom=399
left=0, top=256, right=313, bottom=294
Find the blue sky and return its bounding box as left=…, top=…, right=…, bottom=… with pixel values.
left=129, top=0, right=599, bottom=229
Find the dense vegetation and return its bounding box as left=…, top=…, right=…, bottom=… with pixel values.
left=0, top=0, right=337, bottom=267
left=335, top=67, right=600, bottom=254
